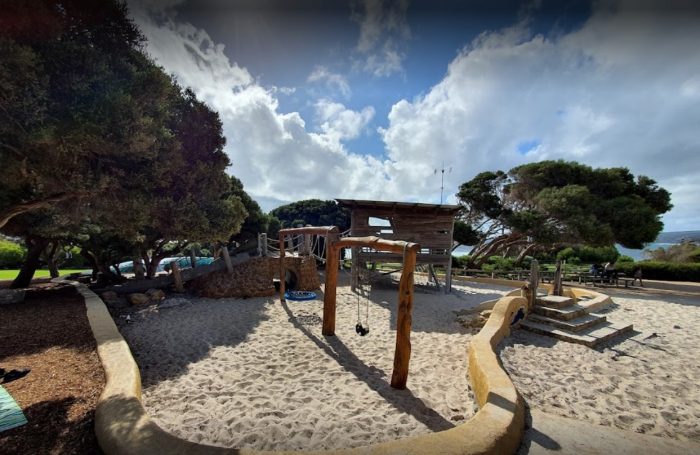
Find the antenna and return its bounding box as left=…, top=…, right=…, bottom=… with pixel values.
left=434, top=161, right=452, bottom=204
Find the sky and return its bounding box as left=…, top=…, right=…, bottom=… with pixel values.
left=127, top=0, right=700, bottom=232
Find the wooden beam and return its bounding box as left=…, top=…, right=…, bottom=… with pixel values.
left=279, top=231, right=286, bottom=302
left=334, top=236, right=420, bottom=254
left=390, top=243, right=418, bottom=389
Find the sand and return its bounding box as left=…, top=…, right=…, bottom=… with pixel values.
left=500, top=293, right=700, bottom=443
left=118, top=278, right=700, bottom=450
left=118, top=278, right=510, bottom=450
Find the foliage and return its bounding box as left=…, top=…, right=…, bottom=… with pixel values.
left=556, top=245, right=620, bottom=264
left=615, top=261, right=700, bottom=282
left=616, top=255, right=635, bottom=264
left=481, top=255, right=516, bottom=273
left=645, top=241, right=700, bottom=263
left=0, top=1, right=246, bottom=283
left=0, top=239, right=26, bottom=268
left=271, top=199, right=351, bottom=231
left=227, top=176, right=264, bottom=245
left=457, top=161, right=671, bottom=267
left=452, top=220, right=481, bottom=248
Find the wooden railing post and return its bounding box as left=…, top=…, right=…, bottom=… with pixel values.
left=221, top=246, right=233, bottom=273
left=528, top=259, right=539, bottom=309
left=171, top=261, right=184, bottom=293
left=279, top=233, right=286, bottom=302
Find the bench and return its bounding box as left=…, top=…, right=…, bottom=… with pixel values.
left=619, top=277, right=636, bottom=288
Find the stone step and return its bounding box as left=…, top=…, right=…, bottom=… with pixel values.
left=535, top=295, right=575, bottom=309
left=527, top=313, right=607, bottom=332
left=533, top=304, right=588, bottom=321
left=521, top=320, right=634, bottom=347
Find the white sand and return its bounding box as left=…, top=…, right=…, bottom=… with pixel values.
left=500, top=294, right=700, bottom=443
left=119, top=278, right=510, bottom=450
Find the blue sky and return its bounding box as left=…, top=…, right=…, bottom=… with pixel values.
left=129, top=0, right=700, bottom=232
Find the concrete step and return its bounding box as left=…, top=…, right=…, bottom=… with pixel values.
left=535, top=295, right=575, bottom=309
left=521, top=319, right=634, bottom=347
left=527, top=313, right=607, bottom=332
left=532, top=304, right=588, bottom=321
left=521, top=320, right=597, bottom=346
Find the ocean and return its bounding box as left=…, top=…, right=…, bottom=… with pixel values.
left=452, top=230, right=700, bottom=262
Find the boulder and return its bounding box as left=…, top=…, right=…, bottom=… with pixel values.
left=0, top=289, right=26, bottom=305
left=101, top=291, right=119, bottom=303
left=127, top=293, right=150, bottom=305
left=145, top=288, right=166, bottom=301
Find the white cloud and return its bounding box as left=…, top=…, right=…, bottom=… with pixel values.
left=129, top=5, right=393, bottom=208
left=352, top=0, right=410, bottom=77
left=380, top=2, right=700, bottom=230
left=307, top=66, right=351, bottom=99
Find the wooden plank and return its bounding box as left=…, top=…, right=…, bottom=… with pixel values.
left=391, top=244, right=417, bottom=389
left=334, top=236, right=420, bottom=254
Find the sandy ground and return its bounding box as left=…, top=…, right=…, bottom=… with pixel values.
left=500, top=293, right=700, bottom=444
left=118, top=277, right=510, bottom=450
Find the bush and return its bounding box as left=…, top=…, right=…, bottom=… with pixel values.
left=616, top=261, right=700, bottom=282
left=616, top=255, right=635, bottom=264
left=482, top=255, right=516, bottom=272
left=0, top=240, right=26, bottom=268
left=557, top=245, right=619, bottom=263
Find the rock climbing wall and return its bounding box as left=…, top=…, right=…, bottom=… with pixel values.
left=190, top=255, right=321, bottom=298
left=190, top=256, right=275, bottom=298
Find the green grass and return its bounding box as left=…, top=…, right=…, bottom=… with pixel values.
left=0, top=269, right=87, bottom=280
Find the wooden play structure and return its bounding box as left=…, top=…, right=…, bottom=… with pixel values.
left=336, top=199, right=460, bottom=292
left=278, top=226, right=420, bottom=390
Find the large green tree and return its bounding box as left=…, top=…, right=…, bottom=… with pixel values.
left=1, top=0, right=246, bottom=285
left=457, top=161, right=672, bottom=266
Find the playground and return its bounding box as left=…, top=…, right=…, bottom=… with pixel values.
left=119, top=277, right=511, bottom=450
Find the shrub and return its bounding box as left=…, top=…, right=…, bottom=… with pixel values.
left=482, top=255, right=516, bottom=272
left=0, top=240, right=26, bottom=268
left=555, top=245, right=619, bottom=263
left=616, top=261, right=700, bottom=282
left=616, top=255, right=635, bottom=264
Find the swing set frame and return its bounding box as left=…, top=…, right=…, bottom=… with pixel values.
left=278, top=227, right=420, bottom=389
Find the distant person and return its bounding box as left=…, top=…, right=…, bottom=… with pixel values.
left=633, top=267, right=643, bottom=287
left=603, top=262, right=617, bottom=282
left=589, top=263, right=601, bottom=276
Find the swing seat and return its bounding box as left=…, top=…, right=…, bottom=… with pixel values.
left=284, top=290, right=317, bottom=301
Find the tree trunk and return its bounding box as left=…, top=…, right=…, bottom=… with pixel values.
left=82, top=250, right=99, bottom=281
left=45, top=241, right=60, bottom=278
left=11, top=237, right=49, bottom=288
left=0, top=193, right=83, bottom=230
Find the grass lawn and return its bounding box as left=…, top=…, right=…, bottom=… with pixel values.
left=0, top=269, right=87, bottom=280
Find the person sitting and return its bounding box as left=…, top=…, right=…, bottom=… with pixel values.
left=603, top=262, right=618, bottom=283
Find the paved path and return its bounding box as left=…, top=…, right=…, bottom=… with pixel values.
left=520, top=409, right=700, bottom=455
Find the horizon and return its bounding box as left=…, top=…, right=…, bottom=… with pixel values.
left=128, top=0, right=700, bottom=231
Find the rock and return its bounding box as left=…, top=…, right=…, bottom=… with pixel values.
left=480, top=310, right=492, bottom=318
left=673, top=325, right=681, bottom=329
left=145, top=288, right=166, bottom=301
left=127, top=293, right=150, bottom=305
left=101, top=291, right=118, bottom=302
left=159, top=297, right=190, bottom=309
left=0, top=289, right=26, bottom=305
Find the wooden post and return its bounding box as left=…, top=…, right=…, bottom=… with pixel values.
left=279, top=233, right=286, bottom=302
left=528, top=259, right=539, bottom=309
left=190, top=249, right=197, bottom=268
left=391, top=245, right=417, bottom=390
left=221, top=246, right=233, bottom=273
left=322, top=238, right=339, bottom=336
left=171, top=261, right=184, bottom=293
left=553, top=260, right=563, bottom=296
left=133, top=256, right=144, bottom=280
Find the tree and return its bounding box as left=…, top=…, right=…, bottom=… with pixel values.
left=0, top=0, right=153, bottom=229
left=457, top=161, right=672, bottom=266
left=1, top=1, right=247, bottom=284
left=228, top=176, right=266, bottom=248
left=271, top=199, right=351, bottom=231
